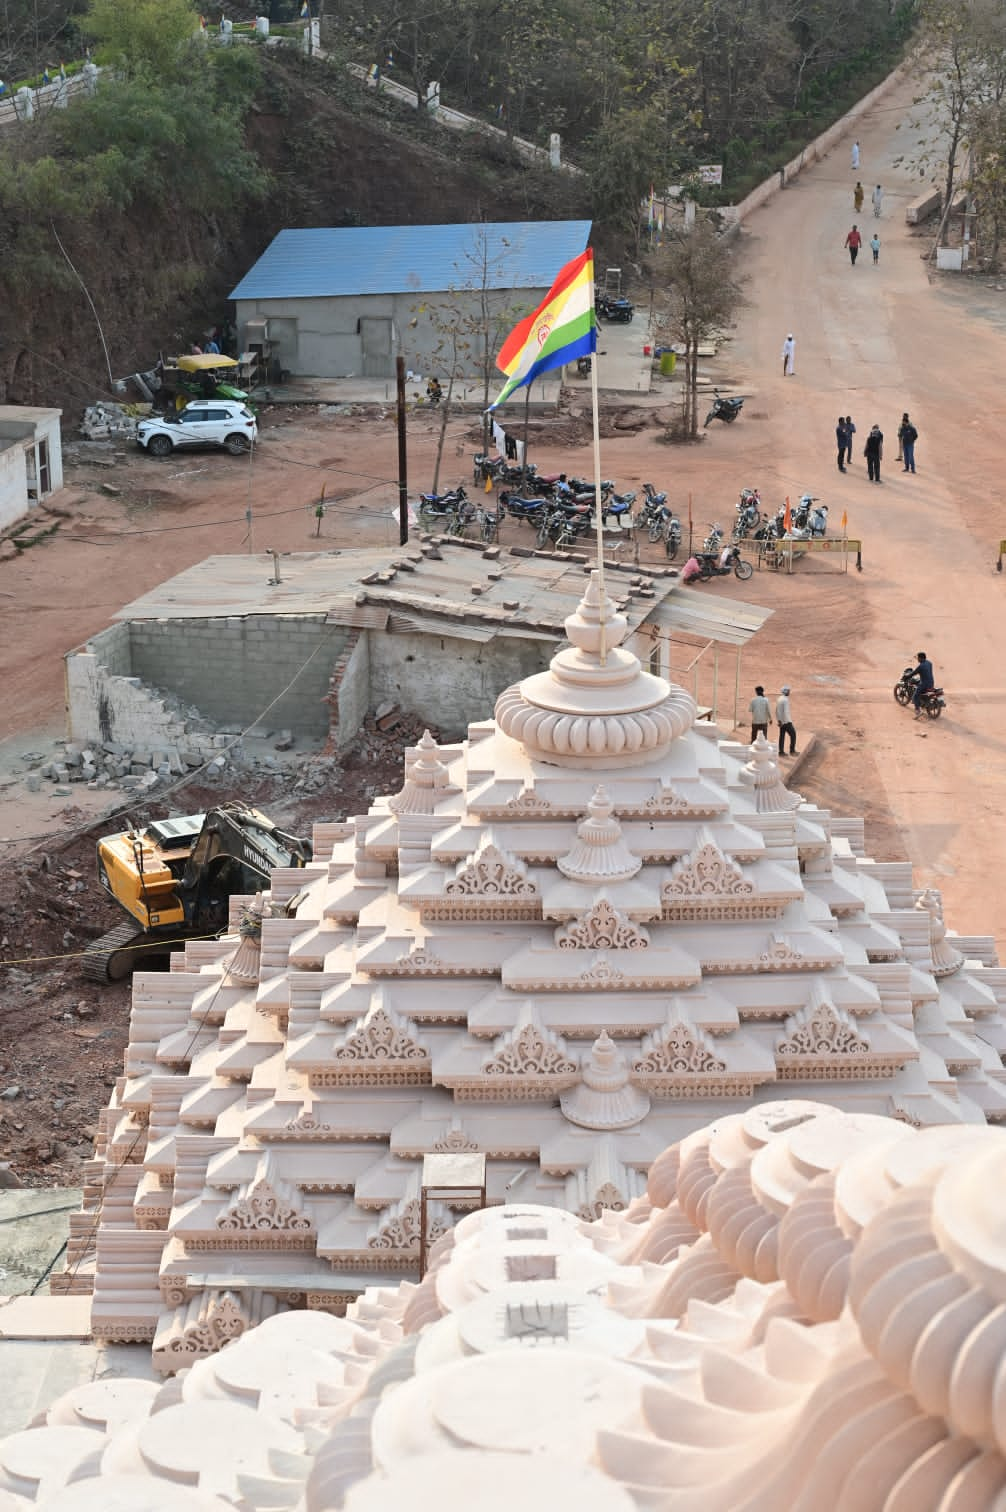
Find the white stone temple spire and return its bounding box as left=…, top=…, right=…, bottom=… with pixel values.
left=495, top=572, right=696, bottom=768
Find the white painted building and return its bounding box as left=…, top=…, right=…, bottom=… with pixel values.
left=0, top=406, right=63, bottom=531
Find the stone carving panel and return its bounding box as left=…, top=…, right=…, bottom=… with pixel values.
left=217, top=1179, right=314, bottom=1233
left=333, top=1005, right=427, bottom=1063
left=484, top=1021, right=577, bottom=1078
left=445, top=842, right=538, bottom=898
left=634, top=1008, right=727, bottom=1076
left=554, top=899, right=649, bottom=952
left=777, top=996, right=870, bottom=1061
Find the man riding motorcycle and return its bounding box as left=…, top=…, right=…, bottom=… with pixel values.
left=908, top=650, right=935, bottom=719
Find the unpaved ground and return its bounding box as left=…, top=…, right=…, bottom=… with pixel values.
left=2, top=58, right=1006, bottom=1183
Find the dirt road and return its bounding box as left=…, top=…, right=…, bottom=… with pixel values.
left=1, top=58, right=1004, bottom=968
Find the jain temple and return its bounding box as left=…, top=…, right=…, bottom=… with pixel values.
left=4, top=574, right=1006, bottom=1510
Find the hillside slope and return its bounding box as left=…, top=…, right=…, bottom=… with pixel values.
left=0, top=49, right=589, bottom=412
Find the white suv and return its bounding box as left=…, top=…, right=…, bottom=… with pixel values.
left=137, top=401, right=258, bottom=457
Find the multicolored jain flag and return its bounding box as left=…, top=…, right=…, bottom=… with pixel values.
left=488, top=248, right=596, bottom=410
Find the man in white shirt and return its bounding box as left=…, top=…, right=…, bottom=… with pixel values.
left=776, top=686, right=797, bottom=756
left=851, top=140, right=860, bottom=170
left=781, top=334, right=795, bottom=377
left=749, top=686, right=771, bottom=742
left=871, top=184, right=883, bottom=217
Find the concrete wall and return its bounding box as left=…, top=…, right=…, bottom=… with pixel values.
left=726, top=51, right=918, bottom=228
left=125, top=616, right=347, bottom=737
left=368, top=628, right=551, bottom=738
left=66, top=632, right=207, bottom=752
left=236, top=287, right=539, bottom=381
left=0, top=440, right=28, bottom=532
left=333, top=631, right=371, bottom=749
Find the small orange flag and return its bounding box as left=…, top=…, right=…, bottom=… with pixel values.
left=783, top=496, right=792, bottom=533
left=840, top=509, right=848, bottom=531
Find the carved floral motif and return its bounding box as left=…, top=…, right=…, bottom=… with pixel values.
left=577, top=1181, right=629, bottom=1222
left=757, top=935, right=807, bottom=970
left=283, top=1112, right=334, bottom=1135
left=555, top=899, right=650, bottom=952
left=367, top=1197, right=448, bottom=1251
left=217, top=1179, right=314, bottom=1232
left=663, top=838, right=753, bottom=900
left=445, top=843, right=538, bottom=898
left=333, top=1006, right=427, bottom=1062
left=777, top=997, right=869, bottom=1060
left=505, top=788, right=554, bottom=815
left=634, top=1010, right=726, bottom=1075
left=433, top=1125, right=480, bottom=1152
left=577, top=957, right=626, bottom=987
left=484, top=1021, right=577, bottom=1077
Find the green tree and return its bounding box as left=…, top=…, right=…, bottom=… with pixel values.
left=653, top=218, right=747, bottom=440
left=83, top=0, right=199, bottom=79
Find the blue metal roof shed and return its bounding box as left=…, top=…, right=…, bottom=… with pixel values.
left=229, top=221, right=592, bottom=301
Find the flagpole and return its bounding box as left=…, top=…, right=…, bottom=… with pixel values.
left=589, top=284, right=607, bottom=665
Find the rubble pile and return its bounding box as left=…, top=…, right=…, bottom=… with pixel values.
left=79, top=402, right=150, bottom=441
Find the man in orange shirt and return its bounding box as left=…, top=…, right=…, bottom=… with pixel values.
left=845, top=225, right=862, bottom=265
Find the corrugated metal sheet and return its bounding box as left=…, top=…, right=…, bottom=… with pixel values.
left=647, top=588, right=773, bottom=647
left=229, top=222, right=593, bottom=301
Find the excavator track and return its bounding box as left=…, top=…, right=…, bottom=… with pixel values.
left=81, top=922, right=168, bottom=983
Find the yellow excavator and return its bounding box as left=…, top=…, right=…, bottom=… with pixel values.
left=82, top=803, right=313, bottom=981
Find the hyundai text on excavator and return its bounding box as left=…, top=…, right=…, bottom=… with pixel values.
left=82, top=803, right=313, bottom=981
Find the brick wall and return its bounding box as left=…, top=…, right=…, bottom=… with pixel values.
left=126, top=615, right=346, bottom=737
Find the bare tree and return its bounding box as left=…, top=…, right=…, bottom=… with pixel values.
left=652, top=218, right=747, bottom=441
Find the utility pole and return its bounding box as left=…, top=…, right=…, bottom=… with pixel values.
left=396, top=355, right=408, bottom=544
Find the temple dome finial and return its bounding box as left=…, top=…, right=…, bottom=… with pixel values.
left=495, top=572, right=696, bottom=768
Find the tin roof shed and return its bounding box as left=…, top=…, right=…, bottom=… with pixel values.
left=229, top=221, right=593, bottom=301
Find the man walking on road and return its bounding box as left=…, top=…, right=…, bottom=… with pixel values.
left=749, top=686, right=772, bottom=742
left=844, top=415, right=856, bottom=467
left=776, top=687, right=798, bottom=756
left=872, top=184, right=884, bottom=217
left=865, top=424, right=884, bottom=483
left=836, top=416, right=849, bottom=472
left=870, top=233, right=881, bottom=264
left=782, top=334, right=796, bottom=376
left=899, top=414, right=918, bottom=473
left=851, top=140, right=860, bottom=170
left=845, top=225, right=862, bottom=265
left=854, top=181, right=865, bottom=212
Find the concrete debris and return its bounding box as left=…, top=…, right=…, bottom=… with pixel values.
left=79, top=401, right=151, bottom=442
left=0, top=1087, right=22, bottom=1101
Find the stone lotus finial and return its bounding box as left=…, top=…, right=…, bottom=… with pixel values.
left=494, top=571, right=696, bottom=769
left=738, top=733, right=801, bottom=812
left=560, top=1029, right=651, bottom=1130
left=224, top=894, right=265, bottom=985
left=388, top=730, right=455, bottom=815
left=915, top=887, right=964, bottom=977
left=557, top=787, right=642, bottom=883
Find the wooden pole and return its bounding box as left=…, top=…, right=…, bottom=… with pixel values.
left=396, top=355, right=408, bottom=545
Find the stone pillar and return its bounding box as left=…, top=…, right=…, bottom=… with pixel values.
left=220, top=17, right=233, bottom=45
left=549, top=133, right=561, bottom=169
left=255, top=15, right=270, bottom=36
left=83, top=61, right=99, bottom=96
left=14, top=86, right=33, bottom=121
left=53, top=76, right=69, bottom=109
left=425, top=80, right=441, bottom=114
left=684, top=198, right=696, bottom=229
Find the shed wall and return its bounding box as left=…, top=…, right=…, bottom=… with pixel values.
left=126, top=616, right=347, bottom=736
left=0, top=442, right=28, bottom=532
left=367, top=628, right=551, bottom=737
left=236, top=288, right=542, bottom=380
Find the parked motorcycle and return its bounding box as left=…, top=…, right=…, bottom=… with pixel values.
left=696, top=543, right=755, bottom=581
left=473, top=452, right=504, bottom=485
left=498, top=491, right=548, bottom=524
left=702, top=524, right=725, bottom=555
left=419, top=486, right=468, bottom=526
left=567, top=476, right=615, bottom=499
left=642, top=482, right=668, bottom=510
left=597, top=292, right=634, bottom=323
left=894, top=667, right=946, bottom=719
left=576, top=356, right=592, bottom=377
left=705, top=391, right=744, bottom=426
left=537, top=507, right=591, bottom=549
left=600, top=490, right=637, bottom=527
